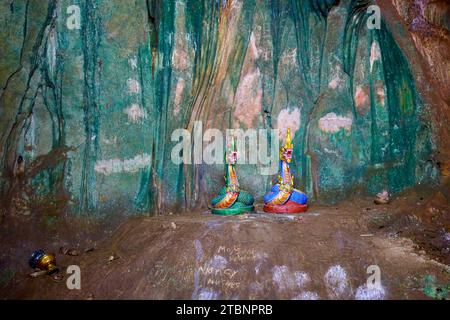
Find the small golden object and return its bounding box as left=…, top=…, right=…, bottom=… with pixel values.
left=29, top=250, right=59, bottom=274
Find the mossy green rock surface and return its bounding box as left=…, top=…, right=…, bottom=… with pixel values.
left=0, top=1, right=438, bottom=216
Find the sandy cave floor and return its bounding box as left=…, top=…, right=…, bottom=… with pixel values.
left=0, top=190, right=449, bottom=300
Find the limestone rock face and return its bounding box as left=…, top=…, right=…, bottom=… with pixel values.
left=382, top=0, right=450, bottom=176
left=0, top=0, right=446, bottom=215
left=424, top=0, right=450, bottom=31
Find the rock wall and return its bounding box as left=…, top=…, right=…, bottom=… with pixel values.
left=0, top=0, right=445, bottom=216
left=380, top=0, right=450, bottom=176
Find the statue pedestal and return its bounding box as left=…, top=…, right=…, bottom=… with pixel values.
left=263, top=200, right=308, bottom=214
left=211, top=205, right=254, bottom=216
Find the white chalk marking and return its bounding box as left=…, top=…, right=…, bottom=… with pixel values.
left=292, top=291, right=320, bottom=300
left=94, top=153, right=151, bottom=175
left=318, top=113, right=352, bottom=133
left=324, top=265, right=350, bottom=299
left=124, top=104, right=147, bottom=123
left=127, top=79, right=141, bottom=94
left=355, top=284, right=386, bottom=300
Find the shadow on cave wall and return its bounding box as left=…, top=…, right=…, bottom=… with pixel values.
left=0, top=0, right=442, bottom=217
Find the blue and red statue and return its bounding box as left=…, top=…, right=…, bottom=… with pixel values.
left=263, top=128, right=308, bottom=213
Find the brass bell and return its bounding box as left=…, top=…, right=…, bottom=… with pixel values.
left=29, top=250, right=59, bottom=274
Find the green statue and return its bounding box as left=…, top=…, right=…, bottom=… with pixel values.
left=210, top=136, right=254, bottom=215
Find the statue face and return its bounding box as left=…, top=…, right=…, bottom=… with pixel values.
left=282, top=148, right=293, bottom=163
left=227, top=150, right=238, bottom=164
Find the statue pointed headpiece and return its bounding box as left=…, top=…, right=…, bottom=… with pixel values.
left=230, top=135, right=237, bottom=152
left=284, top=128, right=293, bottom=150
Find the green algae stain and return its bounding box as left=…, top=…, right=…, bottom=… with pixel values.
left=399, top=79, right=414, bottom=116
left=423, top=275, right=450, bottom=300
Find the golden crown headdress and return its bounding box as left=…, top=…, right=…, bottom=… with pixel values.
left=283, top=128, right=293, bottom=150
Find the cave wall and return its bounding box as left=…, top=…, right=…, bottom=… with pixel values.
left=0, top=0, right=444, bottom=216
left=380, top=0, right=450, bottom=177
